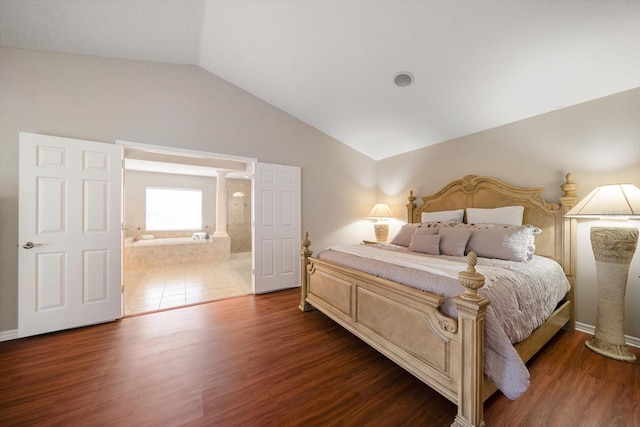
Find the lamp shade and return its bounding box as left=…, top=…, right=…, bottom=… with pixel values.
left=565, top=184, right=640, bottom=219
left=367, top=203, right=393, bottom=219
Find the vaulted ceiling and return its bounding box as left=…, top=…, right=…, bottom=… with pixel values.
left=2, top=0, right=639, bottom=160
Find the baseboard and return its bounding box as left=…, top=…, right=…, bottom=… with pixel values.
left=3, top=324, right=638, bottom=348
left=0, top=329, right=19, bottom=342
left=575, top=322, right=640, bottom=348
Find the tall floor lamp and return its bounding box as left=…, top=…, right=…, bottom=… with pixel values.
left=565, top=183, right=640, bottom=362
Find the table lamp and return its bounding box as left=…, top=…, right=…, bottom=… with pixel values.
left=565, top=183, right=640, bottom=361
left=367, top=203, right=393, bottom=242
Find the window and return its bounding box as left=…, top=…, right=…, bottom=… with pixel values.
left=146, top=187, right=202, bottom=231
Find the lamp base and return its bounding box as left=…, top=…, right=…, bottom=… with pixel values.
left=585, top=336, right=636, bottom=362
left=587, top=226, right=638, bottom=363
left=373, top=223, right=389, bottom=242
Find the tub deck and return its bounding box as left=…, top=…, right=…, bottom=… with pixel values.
left=124, top=236, right=231, bottom=267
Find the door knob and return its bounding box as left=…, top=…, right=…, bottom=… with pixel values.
left=22, top=242, right=43, bottom=249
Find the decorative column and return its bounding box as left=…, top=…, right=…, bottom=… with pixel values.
left=212, top=171, right=230, bottom=262
left=214, top=171, right=229, bottom=238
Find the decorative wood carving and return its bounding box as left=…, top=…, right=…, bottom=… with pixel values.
left=433, top=308, right=458, bottom=335
left=457, top=252, right=485, bottom=301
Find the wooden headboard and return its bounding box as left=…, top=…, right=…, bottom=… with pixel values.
left=406, top=174, right=579, bottom=283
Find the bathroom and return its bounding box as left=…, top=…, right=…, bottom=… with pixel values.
left=123, top=163, right=252, bottom=316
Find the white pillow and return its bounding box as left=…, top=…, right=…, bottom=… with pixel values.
left=421, top=209, right=464, bottom=223
left=466, top=206, right=524, bottom=226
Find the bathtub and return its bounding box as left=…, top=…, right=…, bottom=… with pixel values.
left=132, top=237, right=210, bottom=247
left=124, top=235, right=225, bottom=268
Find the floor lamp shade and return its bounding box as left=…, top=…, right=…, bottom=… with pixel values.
left=367, top=203, right=393, bottom=242
left=565, top=183, right=640, bottom=361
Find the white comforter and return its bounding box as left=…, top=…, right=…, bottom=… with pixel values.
left=318, top=244, right=570, bottom=399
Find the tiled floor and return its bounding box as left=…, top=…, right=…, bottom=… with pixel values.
left=123, top=252, right=252, bottom=316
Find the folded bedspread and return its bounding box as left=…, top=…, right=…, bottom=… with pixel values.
left=317, top=244, right=570, bottom=399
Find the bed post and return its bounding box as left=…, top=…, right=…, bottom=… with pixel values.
left=559, top=173, right=579, bottom=331
left=452, top=252, right=489, bottom=427
left=407, top=190, right=416, bottom=223
left=299, top=232, right=313, bottom=312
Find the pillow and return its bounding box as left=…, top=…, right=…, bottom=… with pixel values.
left=421, top=209, right=464, bottom=223
left=414, top=226, right=439, bottom=236
left=466, top=206, right=524, bottom=226
left=466, top=224, right=540, bottom=262
left=420, top=218, right=462, bottom=229
left=438, top=227, right=472, bottom=257
left=409, top=234, right=440, bottom=255
left=467, top=222, right=541, bottom=234
left=390, top=223, right=420, bottom=247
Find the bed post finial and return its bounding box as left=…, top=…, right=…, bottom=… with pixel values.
left=299, top=232, right=313, bottom=312
left=407, top=190, right=416, bottom=223
left=457, top=252, right=485, bottom=300
left=561, top=173, right=577, bottom=198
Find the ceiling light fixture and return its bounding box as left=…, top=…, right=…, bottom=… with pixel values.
left=394, top=72, right=414, bottom=87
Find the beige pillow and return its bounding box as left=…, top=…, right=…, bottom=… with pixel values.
left=466, top=225, right=538, bottom=262
left=409, top=234, right=441, bottom=255
left=414, top=226, right=439, bottom=236
left=390, top=224, right=420, bottom=247
left=439, top=227, right=472, bottom=256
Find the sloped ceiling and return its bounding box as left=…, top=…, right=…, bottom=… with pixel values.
left=2, top=0, right=640, bottom=160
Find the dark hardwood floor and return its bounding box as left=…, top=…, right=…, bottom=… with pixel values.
left=1, top=288, right=638, bottom=426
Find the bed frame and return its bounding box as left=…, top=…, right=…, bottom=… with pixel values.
left=299, top=174, right=579, bottom=427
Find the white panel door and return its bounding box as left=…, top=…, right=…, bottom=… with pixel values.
left=18, top=132, right=122, bottom=337
left=253, top=162, right=301, bottom=294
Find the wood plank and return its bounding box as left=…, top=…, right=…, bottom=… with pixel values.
left=0, top=289, right=638, bottom=426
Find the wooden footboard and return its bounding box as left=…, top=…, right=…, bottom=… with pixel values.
left=300, top=236, right=489, bottom=427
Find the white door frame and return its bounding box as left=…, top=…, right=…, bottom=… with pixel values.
left=117, top=140, right=257, bottom=165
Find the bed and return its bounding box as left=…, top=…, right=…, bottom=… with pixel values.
left=298, top=174, right=579, bottom=427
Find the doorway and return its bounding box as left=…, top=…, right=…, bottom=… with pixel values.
left=120, top=143, right=255, bottom=316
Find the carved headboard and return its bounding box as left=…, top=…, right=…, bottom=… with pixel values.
left=406, top=174, right=579, bottom=282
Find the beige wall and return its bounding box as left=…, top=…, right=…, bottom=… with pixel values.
left=377, top=88, right=640, bottom=339
left=0, top=47, right=377, bottom=333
